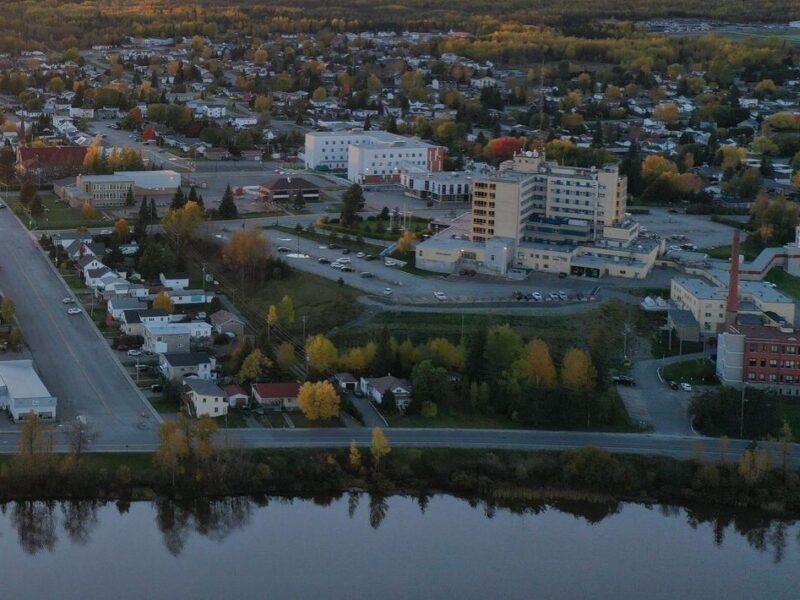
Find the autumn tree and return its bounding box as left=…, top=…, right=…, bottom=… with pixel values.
left=276, top=341, right=298, bottom=372
left=162, top=200, right=203, bottom=259
left=306, top=334, right=338, bottom=375
left=396, top=230, right=416, bottom=253
left=561, top=348, right=597, bottom=393
left=641, top=155, right=677, bottom=181
left=484, top=136, right=523, bottom=162
left=238, top=349, right=271, bottom=382
left=221, top=229, right=272, bottom=288
left=81, top=202, right=98, bottom=220
left=524, top=338, right=557, bottom=388
left=279, top=295, right=295, bottom=327
left=152, top=290, right=175, bottom=313
left=297, top=380, right=341, bottom=420
left=370, top=427, right=391, bottom=470
left=114, top=218, right=129, bottom=243
left=154, top=420, right=189, bottom=488
left=0, top=296, right=16, bottom=324
left=654, top=102, right=679, bottom=123
left=348, top=439, right=362, bottom=472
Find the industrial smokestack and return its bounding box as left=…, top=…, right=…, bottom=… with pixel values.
left=725, top=230, right=740, bottom=327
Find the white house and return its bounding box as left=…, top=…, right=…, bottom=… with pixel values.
left=159, top=352, right=216, bottom=382
left=159, top=272, right=190, bottom=290
left=182, top=377, right=228, bottom=418
left=358, top=375, right=412, bottom=412
left=107, top=297, right=148, bottom=320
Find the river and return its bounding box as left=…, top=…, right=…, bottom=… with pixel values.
left=1, top=494, right=798, bottom=599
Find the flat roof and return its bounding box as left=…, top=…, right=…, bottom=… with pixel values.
left=0, top=360, right=52, bottom=399
left=673, top=276, right=727, bottom=300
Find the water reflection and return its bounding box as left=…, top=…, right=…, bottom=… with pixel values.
left=2, top=495, right=799, bottom=562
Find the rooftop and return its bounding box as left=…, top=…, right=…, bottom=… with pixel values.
left=0, top=360, right=53, bottom=400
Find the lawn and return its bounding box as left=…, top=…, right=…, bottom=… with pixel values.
left=391, top=250, right=443, bottom=277
left=320, top=216, right=431, bottom=242
left=701, top=243, right=760, bottom=261
left=147, top=396, right=180, bottom=415
left=765, top=268, right=800, bottom=300
left=287, top=412, right=343, bottom=428
left=7, top=192, right=122, bottom=230
left=221, top=409, right=248, bottom=428
left=661, top=358, right=718, bottom=385
left=383, top=410, right=523, bottom=429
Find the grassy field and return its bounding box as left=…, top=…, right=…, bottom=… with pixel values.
left=320, top=216, right=431, bottom=242
left=332, top=309, right=594, bottom=350
left=661, top=358, right=718, bottom=384
left=765, top=268, right=800, bottom=300
left=702, top=243, right=760, bottom=261
left=287, top=412, right=343, bottom=428
left=6, top=192, right=120, bottom=230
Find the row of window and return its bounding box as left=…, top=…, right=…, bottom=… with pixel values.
left=747, top=372, right=798, bottom=383
left=749, top=359, right=800, bottom=368
left=749, top=344, right=799, bottom=354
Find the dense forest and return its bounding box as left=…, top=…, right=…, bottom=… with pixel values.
left=0, top=0, right=798, bottom=52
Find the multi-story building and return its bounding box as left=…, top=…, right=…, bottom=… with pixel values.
left=304, top=130, right=444, bottom=183
left=59, top=170, right=181, bottom=208
left=399, top=167, right=478, bottom=203
left=415, top=150, right=658, bottom=279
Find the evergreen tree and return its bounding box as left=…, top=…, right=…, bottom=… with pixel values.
left=620, top=142, right=643, bottom=196
left=372, top=326, right=394, bottom=376
left=465, top=327, right=487, bottom=383
left=386, top=116, right=398, bottom=134
left=134, top=197, right=149, bottom=239
left=0, top=142, right=15, bottom=182
left=149, top=198, right=158, bottom=222
left=150, top=69, right=159, bottom=89
left=364, top=114, right=371, bottom=131
left=592, top=120, right=604, bottom=148
left=188, top=185, right=198, bottom=202
left=218, top=184, right=238, bottom=219
left=124, top=185, right=135, bottom=207
left=170, top=186, right=186, bottom=210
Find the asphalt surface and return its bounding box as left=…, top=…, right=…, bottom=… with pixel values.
left=0, top=205, right=160, bottom=445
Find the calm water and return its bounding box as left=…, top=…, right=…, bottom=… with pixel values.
left=1, top=494, right=799, bottom=599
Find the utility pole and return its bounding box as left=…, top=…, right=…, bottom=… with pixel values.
left=301, top=315, right=307, bottom=342
left=201, top=262, right=206, bottom=291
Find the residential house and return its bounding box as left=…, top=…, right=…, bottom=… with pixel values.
left=332, top=372, right=358, bottom=392
left=182, top=377, right=228, bottom=418
left=16, top=146, right=87, bottom=179
left=251, top=382, right=301, bottom=411
left=359, top=375, right=412, bottom=412
left=142, top=322, right=193, bottom=353
left=159, top=272, right=190, bottom=290
left=169, top=290, right=216, bottom=306
left=209, top=310, right=245, bottom=337
left=120, top=309, right=170, bottom=336
left=159, top=352, right=216, bottom=382
left=107, top=297, right=148, bottom=320
left=225, top=384, right=249, bottom=408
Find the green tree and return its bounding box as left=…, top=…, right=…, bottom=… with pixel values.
left=218, top=184, right=239, bottom=219
left=410, top=360, right=451, bottom=415
left=124, top=186, right=135, bottom=207
left=0, top=297, right=16, bottom=324
left=169, top=186, right=186, bottom=210
left=340, top=184, right=364, bottom=228
left=372, top=326, right=394, bottom=375
left=279, top=295, right=295, bottom=327
left=484, top=324, right=523, bottom=380
left=0, top=143, right=15, bottom=182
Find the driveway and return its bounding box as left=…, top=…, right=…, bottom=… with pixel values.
left=617, top=352, right=709, bottom=436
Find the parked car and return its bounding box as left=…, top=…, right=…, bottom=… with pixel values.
left=669, top=380, right=679, bottom=390
left=330, top=262, right=344, bottom=270
left=318, top=257, right=330, bottom=264
left=384, top=258, right=397, bottom=267
left=383, top=287, right=393, bottom=296
left=558, top=272, right=567, bottom=279
left=356, top=252, right=366, bottom=259
left=433, top=291, right=447, bottom=301
left=549, top=292, right=560, bottom=301
left=150, top=384, right=163, bottom=393
left=277, top=246, right=291, bottom=253
left=328, top=243, right=340, bottom=250
left=558, top=291, right=568, bottom=301
left=62, top=297, right=75, bottom=304
left=196, top=312, right=207, bottom=319
left=612, top=375, right=636, bottom=386
left=360, top=272, right=374, bottom=278
left=135, top=364, right=149, bottom=371
left=127, top=349, right=143, bottom=357
left=364, top=254, right=377, bottom=261
left=340, top=266, right=354, bottom=272
left=530, top=291, right=543, bottom=301
left=341, top=248, right=351, bottom=255
left=67, top=307, right=82, bottom=315
left=680, top=382, right=693, bottom=392
left=338, top=257, right=351, bottom=264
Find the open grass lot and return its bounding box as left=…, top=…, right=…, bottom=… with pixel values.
left=661, top=358, right=718, bottom=385
left=320, top=215, right=430, bottom=242
left=147, top=396, right=179, bottom=415
left=287, top=412, right=343, bottom=428
left=701, top=243, right=760, bottom=261
left=332, top=309, right=594, bottom=349
left=6, top=192, right=120, bottom=230
left=765, top=268, right=800, bottom=300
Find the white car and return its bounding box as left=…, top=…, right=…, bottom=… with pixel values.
left=549, top=292, right=560, bottom=301
left=62, top=297, right=75, bottom=304
left=338, top=257, right=351, bottom=264
left=356, top=252, right=366, bottom=258
left=558, top=291, right=568, bottom=301
left=67, top=307, right=82, bottom=315
left=383, top=287, right=393, bottom=296
left=433, top=291, right=447, bottom=301
left=531, top=291, right=543, bottom=302
left=330, top=262, right=344, bottom=269
left=127, top=349, right=143, bottom=357
left=100, top=229, right=111, bottom=235
left=384, top=258, right=397, bottom=267
left=680, top=382, right=693, bottom=392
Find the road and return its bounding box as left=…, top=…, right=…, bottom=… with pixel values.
left=617, top=352, right=709, bottom=436
left=0, top=204, right=160, bottom=446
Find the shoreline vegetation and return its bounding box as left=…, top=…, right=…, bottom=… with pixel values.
left=3, top=421, right=800, bottom=514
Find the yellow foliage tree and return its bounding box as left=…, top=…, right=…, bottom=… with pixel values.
left=152, top=290, right=175, bottom=313
left=396, top=230, right=417, bottom=253
left=525, top=338, right=557, bottom=388
left=238, top=349, right=272, bottom=382
left=81, top=201, right=98, bottom=220
left=641, top=155, right=677, bottom=180
left=348, top=439, right=362, bottom=472
left=370, top=427, right=391, bottom=469
left=306, top=334, right=338, bottom=375
left=297, top=380, right=340, bottom=420
left=162, top=200, right=203, bottom=258
left=654, top=102, right=679, bottom=123
left=560, top=348, right=597, bottom=393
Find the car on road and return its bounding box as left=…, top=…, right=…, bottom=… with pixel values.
left=67, top=307, right=82, bottom=315
left=0, top=203, right=6, bottom=209
left=127, top=349, right=143, bottom=357
left=62, top=297, right=75, bottom=304
left=340, top=266, right=354, bottom=272
left=433, top=291, right=447, bottom=301
left=383, top=287, right=393, bottom=296
left=549, top=292, right=560, bottom=301
left=328, top=243, right=340, bottom=250
left=356, top=252, right=366, bottom=258
left=612, top=375, right=636, bottom=386
left=364, top=254, right=377, bottom=261
left=100, top=229, right=111, bottom=235
left=680, top=382, right=693, bottom=392
left=341, top=248, right=351, bottom=255
left=318, top=257, right=330, bottom=264
left=558, top=272, right=567, bottom=279
left=530, top=291, right=543, bottom=301
left=360, top=272, right=374, bottom=278
left=669, top=380, right=679, bottom=390
left=277, top=246, right=291, bottom=253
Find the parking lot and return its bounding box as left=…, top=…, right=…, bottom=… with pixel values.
left=634, top=207, right=740, bottom=249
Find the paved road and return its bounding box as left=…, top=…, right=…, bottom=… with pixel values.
left=617, top=352, right=709, bottom=436
left=0, top=206, right=160, bottom=445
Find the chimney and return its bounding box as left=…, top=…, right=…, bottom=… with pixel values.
left=725, top=230, right=740, bottom=327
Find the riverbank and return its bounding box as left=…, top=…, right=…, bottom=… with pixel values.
left=2, top=446, right=799, bottom=514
